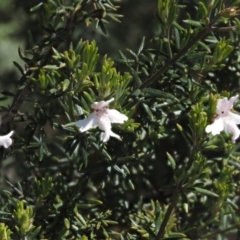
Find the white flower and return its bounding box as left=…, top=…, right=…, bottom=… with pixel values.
left=205, top=95, right=240, bottom=142
left=76, top=98, right=128, bottom=142
left=0, top=131, right=14, bottom=148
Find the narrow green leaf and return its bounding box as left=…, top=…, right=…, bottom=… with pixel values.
left=162, top=232, right=187, bottom=238
left=129, top=67, right=142, bottom=87
left=143, top=88, right=179, bottom=102
left=228, top=159, right=240, bottom=169
left=81, top=198, right=102, bottom=205
left=30, top=2, right=44, bottom=12
left=198, top=41, right=211, bottom=53
left=155, top=201, right=161, bottom=233
left=166, top=152, right=176, bottom=169
left=81, top=148, right=88, bottom=167
left=62, top=79, right=70, bottom=91
left=102, top=149, right=112, bottom=161
left=174, top=27, right=180, bottom=50
left=43, top=65, right=59, bottom=70
left=1, top=91, right=15, bottom=97
left=142, top=103, right=154, bottom=121
left=137, top=37, right=145, bottom=55
left=193, top=187, right=219, bottom=197
left=99, top=20, right=107, bottom=35
left=183, top=19, right=202, bottom=27
left=13, top=61, right=24, bottom=75
left=128, top=179, right=135, bottom=190
left=18, top=47, right=31, bottom=62
left=29, top=226, right=41, bottom=238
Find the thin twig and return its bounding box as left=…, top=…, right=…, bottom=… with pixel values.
left=156, top=187, right=180, bottom=239
left=200, top=224, right=240, bottom=239
left=2, top=82, right=33, bottom=124
left=6, top=180, right=24, bottom=196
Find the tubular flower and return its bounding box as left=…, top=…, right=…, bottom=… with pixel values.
left=0, top=131, right=14, bottom=148
left=206, top=95, right=240, bottom=142
left=76, top=98, right=128, bottom=142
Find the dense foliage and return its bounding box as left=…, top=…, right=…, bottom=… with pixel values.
left=1, top=0, right=240, bottom=239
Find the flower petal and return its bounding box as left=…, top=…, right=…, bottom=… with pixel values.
left=106, top=109, right=128, bottom=123
left=228, top=94, right=239, bottom=108
left=0, top=131, right=14, bottom=148
left=205, top=118, right=224, bottom=135
left=101, top=130, right=120, bottom=142
left=216, top=95, right=239, bottom=115
left=224, top=121, right=240, bottom=142
left=229, top=112, right=240, bottom=124
left=76, top=113, right=98, bottom=132
left=91, top=98, right=114, bottom=109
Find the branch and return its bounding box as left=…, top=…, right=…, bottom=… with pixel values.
left=2, top=81, right=33, bottom=124
left=155, top=147, right=202, bottom=239
left=156, top=187, right=180, bottom=239
left=1, top=5, right=85, bottom=125
left=139, top=13, right=222, bottom=90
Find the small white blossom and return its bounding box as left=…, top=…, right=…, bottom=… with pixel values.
left=0, top=131, right=14, bottom=148
left=76, top=98, right=128, bottom=142
left=205, top=95, right=240, bottom=142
